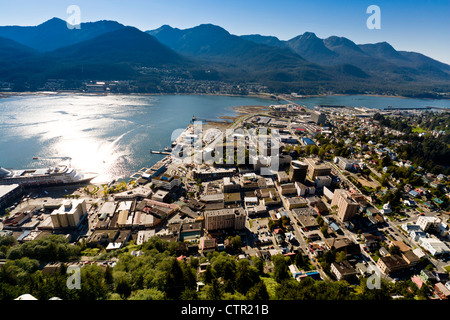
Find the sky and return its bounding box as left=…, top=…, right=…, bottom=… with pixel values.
left=1, top=0, right=449, bottom=64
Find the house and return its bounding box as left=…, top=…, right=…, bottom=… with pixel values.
left=331, top=261, right=357, bottom=281
left=411, top=276, right=424, bottom=289
left=308, top=242, right=324, bottom=257
left=289, top=264, right=302, bottom=279
left=410, top=230, right=428, bottom=242
left=355, top=262, right=369, bottom=276
left=87, top=229, right=120, bottom=248
left=409, top=190, right=419, bottom=198
left=390, top=240, right=411, bottom=253
left=201, top=237, right=217, bottom=253
left=380, top=203, right=392, bottom=215
left=378, top=247, right=390, bottom=257
left=296, top=212, right=319, bottom=230
left=279, top=183, right=298, bottom=196
left=401, top=223, right=421, bottom=233
left=435, top=282, right=450, bottom=300
left=324, top=237, right=360, bottom=256
left=363, top=233, right=382, bottom=251
left=420, top=269, right=437, bottom=283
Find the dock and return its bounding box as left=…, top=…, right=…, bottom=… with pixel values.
left=150, top=150, right=172, bottom=155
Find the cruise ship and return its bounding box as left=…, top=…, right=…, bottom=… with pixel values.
left=0, top=165, right=96, bottom=187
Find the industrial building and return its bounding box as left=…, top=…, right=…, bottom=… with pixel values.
left=0, top=184, right=22, bottom=211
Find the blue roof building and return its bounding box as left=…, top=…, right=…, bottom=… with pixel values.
left=301, top=137, right=316, bottom=146
left=409, top=190, right=419, bottom=198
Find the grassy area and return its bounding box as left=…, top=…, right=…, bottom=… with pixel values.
left=84, top=185, right=100, bottom=195
left=81, top=248, right=101, bottom=256
left=412, top=126, right=426, bottom=134
left=444, top=265, right=450, bottom=273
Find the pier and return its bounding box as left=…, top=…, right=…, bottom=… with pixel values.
left=150, top=150, right=172, bottom=155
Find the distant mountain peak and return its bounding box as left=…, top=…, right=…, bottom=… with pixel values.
left=301, top=32, right=318, bottom=38
left=323, top=35, right=363, bottom=53
left=285, top=32, right=336, bottom=63
left=193, top=23, right=230, bottom=35
left=38, top=17, right=67, bottom=27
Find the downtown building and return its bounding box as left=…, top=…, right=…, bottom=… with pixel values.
left=204, top=208, right=246, bottom=231
left=289, top=160, right=308, bottom=182
left=304, top=158, right=332, bottom=180
left=51, top=199, right=87, bottom=228
left=331, top=189, right=359, bottom=222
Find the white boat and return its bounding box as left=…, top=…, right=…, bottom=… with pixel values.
left=0, top=165, right=96, bottom=187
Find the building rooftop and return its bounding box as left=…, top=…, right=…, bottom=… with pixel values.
left=224, top=192, right=242, bottom=203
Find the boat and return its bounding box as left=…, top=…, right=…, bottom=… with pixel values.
left=0, top=165, right=96, bottom=187
left=32, top=157, right=39, bottom=160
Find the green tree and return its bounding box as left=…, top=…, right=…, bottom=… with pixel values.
left=388, top=245, right=400, bottom=255
left=252, top=256, right=265, bottom=275
left=234, top=259, right=260, bottom=295
left=230, top=236, right=242, bottom=251
left=272, top=254, right=290, bottom=283
left=247, top=281, right=270, bottom=300
left=79, top=264, right=109, bottom=300
left=202, top=264, right=214, bottom=284
left=200, top=279, right=223, bottom=300
left=128, top=288, right=166, bottom=300
left=335, top=251, right=347, bottom=263
left=159, top=257, right=185, bottom=299
left=211, top=253, right=236, bottom=281
left=180, top=288, right=198, bottom=300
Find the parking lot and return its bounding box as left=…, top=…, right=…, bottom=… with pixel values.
left=247, top=217, right=276, bottom=249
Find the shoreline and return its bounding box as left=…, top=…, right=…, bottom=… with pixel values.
left=1, top=90, right=449, bottom=102
left=0, top=91, right=278, bottom=101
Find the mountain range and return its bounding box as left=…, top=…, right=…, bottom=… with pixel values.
left=0, top=17, right=449, bottom=95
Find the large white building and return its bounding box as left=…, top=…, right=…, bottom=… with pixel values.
left=334, top=156, right=354, bottom=171
left=51, top=199, right=87, bottom=228
left=418, top=236, right=450, bottom=257
left=417, top=216, right=441, bottom=232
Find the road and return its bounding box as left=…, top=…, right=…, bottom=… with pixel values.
left=332, top=160, right=450, bottom=275
left=282, top=201, right=330, bottom=280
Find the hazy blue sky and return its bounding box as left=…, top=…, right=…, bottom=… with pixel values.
left=1, top=0, right=449, bottom=64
